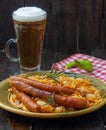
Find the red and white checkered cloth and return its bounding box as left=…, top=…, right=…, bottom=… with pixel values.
left=54, top=53, right=106, bottom=83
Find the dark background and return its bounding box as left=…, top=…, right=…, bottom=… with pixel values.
left=0, top=0, right=106, bottom=59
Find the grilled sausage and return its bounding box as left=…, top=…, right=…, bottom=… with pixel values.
left=10, top=80, right=87, bottom=109
left=10, top=76, right=75, bottom=95
left=11, top=87, right=41, bottom=112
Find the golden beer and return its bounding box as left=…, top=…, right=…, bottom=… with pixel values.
left=13, top=7, right=47, bottom=71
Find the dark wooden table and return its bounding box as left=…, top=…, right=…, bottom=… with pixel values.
left=0, top=49, right=106, bottom=130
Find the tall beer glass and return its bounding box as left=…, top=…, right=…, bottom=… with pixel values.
left=5, top=7, right=47, bottom=72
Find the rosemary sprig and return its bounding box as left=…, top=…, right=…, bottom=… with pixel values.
left=43, top=64, right=64, bottom=83
left=47, top=92, right=55, bottom=105
left=46, top=68, right=63, bottom=83
left=102, top=94, right=106, bottom=99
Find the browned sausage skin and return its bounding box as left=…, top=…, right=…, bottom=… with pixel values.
left=11, top=87, right=41, bottom=112
left=10, top=80, right=87, bottom=109
left=10, top=76, right=75, bottom=95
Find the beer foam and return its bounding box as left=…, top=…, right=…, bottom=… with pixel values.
left=13, top=7, right=47, bottom=22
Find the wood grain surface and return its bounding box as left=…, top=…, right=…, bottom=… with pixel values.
left=0, top=0, right=105, bottom=54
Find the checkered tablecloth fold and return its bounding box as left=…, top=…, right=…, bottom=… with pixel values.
left=54, top=53, right=106, bottom=83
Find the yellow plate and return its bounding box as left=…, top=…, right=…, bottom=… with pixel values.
left=0, top=71, right=106, bottom=118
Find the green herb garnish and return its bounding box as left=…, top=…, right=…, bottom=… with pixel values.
left=47, top=71, right=60, bottom=82
left=47, top=92, right=55, bottom=105
left=45, top=65, right=63, bottom=83
left=102, top=94, right=106, bottom=99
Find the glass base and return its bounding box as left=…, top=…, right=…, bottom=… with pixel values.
left=20, top=65, right=40, bottom=73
